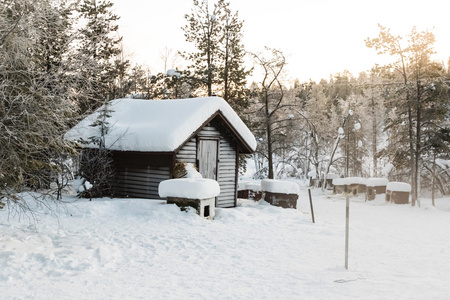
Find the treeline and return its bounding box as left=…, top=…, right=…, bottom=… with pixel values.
left=246, top=30, right=450, bottom=203
left=0, top=0, right=449, bottom=209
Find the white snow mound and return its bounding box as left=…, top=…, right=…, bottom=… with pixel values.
left=261, top=179, right=299, bottom=194
left=387, top=182, right=411, bottom=192
left=159, top=178, right=220, bottom=199
left=366, top=177, right=389, bottom=187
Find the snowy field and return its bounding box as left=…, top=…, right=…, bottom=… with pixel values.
left=1, top=189, right=450, bottom=299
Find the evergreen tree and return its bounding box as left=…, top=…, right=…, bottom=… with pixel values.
left=0, top=0, right=78, bottom=207
left=77, top=100, right=114, bottom=199
left=182, top=0, right=251, bottom=108
left=182, top=0, right=223, bottom=97
left=76, top=0, right=127, bottom=113
left=217, top=2, right=251, bottom=109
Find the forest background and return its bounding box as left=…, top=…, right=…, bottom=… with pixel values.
left=0, top=0, right=448, bottom=211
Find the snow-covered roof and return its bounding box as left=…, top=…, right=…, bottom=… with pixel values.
left=387, top=182, right=411, bottom=192
left=325, top=173, right=339, bottom=179
left=238, top=180, right=261, bottom=191
left=65, top=97, right=256, bottom=153
left=332, top=177, right=365, bottom=185
left=332, top=178, right=345, bottom=185
left=365, top=178, right=389, bottom=187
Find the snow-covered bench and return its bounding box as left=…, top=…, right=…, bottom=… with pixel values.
left=261, top=179, right=299, bottom=209
left=158, top=178, right=220, bottom=218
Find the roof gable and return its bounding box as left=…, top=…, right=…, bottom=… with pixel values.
left=65, top=97, right=256, bottom=153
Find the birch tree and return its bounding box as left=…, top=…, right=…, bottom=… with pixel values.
left=249, top=48, right=289, bottom=179
left=366, top=25, right=447, bottom=205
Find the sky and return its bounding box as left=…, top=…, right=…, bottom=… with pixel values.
left=111, top=0, right=450, bottom=83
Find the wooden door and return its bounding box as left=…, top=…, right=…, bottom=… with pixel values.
left=197, top=139, right=218, bottom=180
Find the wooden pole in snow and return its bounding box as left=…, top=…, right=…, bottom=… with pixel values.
left=308, top=188, right=315, bottom=223
left=345, top=194, right=350, bottom=269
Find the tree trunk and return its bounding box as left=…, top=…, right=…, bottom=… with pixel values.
left=371, top=92, right=378, bottom=177
left=432, top=152, right=436, bottom=206
left=223, top=31, right=230, bottom=102
left=322, top=136, right=341, bottom=191
left=408, top=105, right=416, bottom=206
left=345, top=119, right=349, bottom=177
left=265, top=93, right=274, bottom=179
left=207, top=24, right=213, bottom=96
left=267, top=119, right=274, bottom=179
left=415, top=80, right=422, bottom=206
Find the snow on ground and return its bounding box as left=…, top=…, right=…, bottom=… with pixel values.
left=1, top=190, right=450, bottom=299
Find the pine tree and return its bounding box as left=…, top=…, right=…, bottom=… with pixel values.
left=182, top=0, right=251, bottom=107
left=217, top=3, right=251, bottom=109
left=182, top=0, right=223, bottom=97
left=77, top=100, right=114, bottom=199
left=76, top=0, right=127, bottom=113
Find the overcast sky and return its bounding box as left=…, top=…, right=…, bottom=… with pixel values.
left=111, top=0, right=450, bottom=82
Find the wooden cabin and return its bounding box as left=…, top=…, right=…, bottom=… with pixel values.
left=65, top=97, right=256, bottom=208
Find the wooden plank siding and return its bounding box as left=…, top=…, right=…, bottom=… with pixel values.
left=175, top=137, right=196, bottom=164
left=176, top=122, right=238, bottom=208
left=104, top=118, right=239, bottom=207
left=111, top=152, right=172, bottom=199
left=217, top=138, right=237, bottom=208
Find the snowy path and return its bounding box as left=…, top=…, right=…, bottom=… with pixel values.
left=1, top=191, right=450, bottom=299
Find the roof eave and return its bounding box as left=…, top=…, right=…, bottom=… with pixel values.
left=174, top=110, right=255, bottom=155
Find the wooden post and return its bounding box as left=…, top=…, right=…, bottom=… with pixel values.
left=308, top=188, right=315, bottom=223
left=345, top=194, right=350, bottom=269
